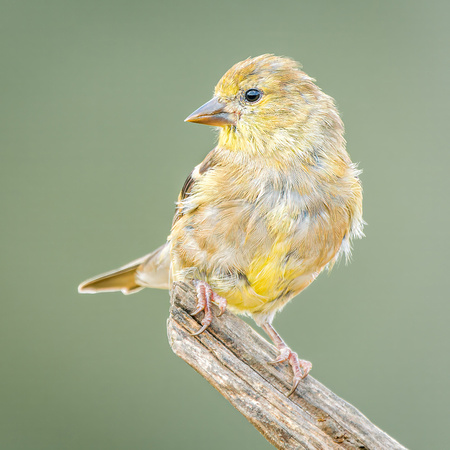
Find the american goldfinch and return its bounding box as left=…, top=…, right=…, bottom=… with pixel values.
left=79, top=54, right=364, bottom=396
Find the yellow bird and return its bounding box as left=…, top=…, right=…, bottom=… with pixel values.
left=79, top=55, right=364, bottom=396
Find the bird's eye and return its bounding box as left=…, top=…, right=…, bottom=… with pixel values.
left=244, top=89, right=262, bottom=103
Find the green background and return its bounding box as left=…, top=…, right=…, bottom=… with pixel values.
left=2, top=1, right=449, bottom=449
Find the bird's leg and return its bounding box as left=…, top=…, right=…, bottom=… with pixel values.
left=261, top=322, right=312, bottom=396
left=190, top=280, right=227, bottom=335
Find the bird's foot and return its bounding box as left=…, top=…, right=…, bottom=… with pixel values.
left=262, top=322, right=311, bottom=396
left=190, top=281, right=227, bottom=336
left=270, top=345, right=312, bottom=396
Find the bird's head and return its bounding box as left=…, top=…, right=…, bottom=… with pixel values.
left=185, top=54, right=335, bottom=155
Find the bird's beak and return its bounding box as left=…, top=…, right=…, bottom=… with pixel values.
left=185, top=97, right=236, bottom=126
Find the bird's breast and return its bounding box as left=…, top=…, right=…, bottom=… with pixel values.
left=170, top=163, right=352, bottom=311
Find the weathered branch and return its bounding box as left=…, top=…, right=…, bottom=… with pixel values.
left=167, top=282, right=406, bottom=450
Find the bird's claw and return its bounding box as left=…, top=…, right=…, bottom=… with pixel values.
left=216, top=296, right=227, bottom=317
left=190, top=319, right=212, bottom=336
left=268, top=347, right=291, bottom=364
left=191, top=301, right=206, bottom=316
left=287, top=354, right=312, bottom=397
left=190, top=281, right=227, bottom=335
left=270, top=345, right=312, bottom=396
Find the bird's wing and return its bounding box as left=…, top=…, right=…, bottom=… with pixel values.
left=172, top=147, right=218, bottom=227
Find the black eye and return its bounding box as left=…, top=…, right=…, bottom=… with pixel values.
left=244, top=89, right=262, bottom=103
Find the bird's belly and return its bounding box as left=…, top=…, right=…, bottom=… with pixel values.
left=222, top=265, right=318, bottom=316
left=171, top=197, right=345, bottom=314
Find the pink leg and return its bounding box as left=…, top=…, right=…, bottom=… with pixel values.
left=262, top=323, right=312, bottom=397
left=190, top=281, right=227, bottom=335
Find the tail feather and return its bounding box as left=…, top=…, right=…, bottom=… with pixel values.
left=78, top=243, right=170, bottom=295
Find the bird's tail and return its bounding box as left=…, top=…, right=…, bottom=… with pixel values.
left=78, top=243, right=170, bottom=295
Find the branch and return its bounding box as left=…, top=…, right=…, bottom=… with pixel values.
left=167, top=282, right=406, bottom=450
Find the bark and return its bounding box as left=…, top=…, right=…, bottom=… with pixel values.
left=167, top=282, right=406, bottom=450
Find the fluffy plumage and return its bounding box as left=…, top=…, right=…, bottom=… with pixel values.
left=79, top=55, right=363, bottom=393
left=171, top=55, right=363, bottom=322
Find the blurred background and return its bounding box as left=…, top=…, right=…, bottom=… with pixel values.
left=1, top=1, right=449, bottom=448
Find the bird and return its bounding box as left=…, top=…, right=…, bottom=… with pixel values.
left=78, top=54, right=364, bottom=396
